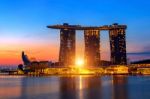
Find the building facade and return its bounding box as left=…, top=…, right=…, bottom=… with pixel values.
left=84, top=30, right=100, bottom=67
left=48, top=23, right=127, bottom=67
left=109, top=24, right=127, bottom=65
left=59, top=24, right=76, bottom=66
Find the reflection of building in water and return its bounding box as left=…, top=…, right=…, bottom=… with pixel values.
left=59, top=77, right=78, bottom=99
left=59, top=76, right=102, bottom=99
left=112, top=76, right=128, bottom=99
left=10, top=76, right=128, bottom=99
left=83, top=77, right=102, bottom=99
left=20, top=77, right=60, bottom=99
left=0, top=79, right=22, bottom=99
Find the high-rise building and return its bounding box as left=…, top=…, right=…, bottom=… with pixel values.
left=84, top=30, right=100, bottom=67
left=109, top=24, right=127, bottom=65
left=47, top=23, right=127, bottom=67
left=59, top=23, right=76, bottom=66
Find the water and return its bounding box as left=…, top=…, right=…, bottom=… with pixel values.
left=0, top=75, right=150, bottom=99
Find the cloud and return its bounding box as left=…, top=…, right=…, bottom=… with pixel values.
left=127, top=45, right=150, bottom=61
left=127, top=51, right=150, bottom=61
left=127, top=52, right=150, bottom=55
left=143, top=45, right=150, bottom=52
left=127, top=45, right=150, bottom=55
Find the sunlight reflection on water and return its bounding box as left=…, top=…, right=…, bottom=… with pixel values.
left=0, top=75, right=150, bottom=99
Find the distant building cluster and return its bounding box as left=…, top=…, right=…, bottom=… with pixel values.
left=20, top=23, right=128, bottom=73
left=22, top=51, right=53, bottom=72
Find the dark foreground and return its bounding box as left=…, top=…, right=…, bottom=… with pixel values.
left=0, top=75, right=150, bottom=99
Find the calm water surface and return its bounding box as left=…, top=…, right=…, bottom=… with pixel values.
left=0, top=75, right=150, bottom=99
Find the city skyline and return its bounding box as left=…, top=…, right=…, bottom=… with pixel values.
left=0, top=0, right=150, bottom=66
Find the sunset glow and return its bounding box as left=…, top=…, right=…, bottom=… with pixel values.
left=75, top=58, right=84, bottom=68
left=0, top=0, right=150, bottom=66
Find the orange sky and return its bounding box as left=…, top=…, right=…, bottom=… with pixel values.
left=0, top=35, right=58, bottom=66
left=0, top=41, right=147, bottom=66
left=0, top=31, right=147, bottom=66
left=0, top=0, right=150, bottom=66
left=0, top=33, right=112, bottom=66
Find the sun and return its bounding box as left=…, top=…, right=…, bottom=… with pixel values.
left=75, top=58, right=84, bottom=68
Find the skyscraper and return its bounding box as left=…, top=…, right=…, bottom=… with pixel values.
left=59, top=23, right=76, bottom=66
left=84, top=30, right=100, bottom=67
left=47, top=23, right=127, bottom=67
left=109, top=24, right=127, bottom=65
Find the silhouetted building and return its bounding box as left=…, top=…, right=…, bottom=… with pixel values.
left=109, top=23, right=127, bottom=65
left=59, top=23, right=76, bottom=66
left=47, top=23, right=127, bottom=67
left=84, top=30, right=100, bottom=67
left=101, top=60, right=112, bottom=66
left=26, top=61, right=49, bottom=71
left=112, top=76, right=128, bottom=99
left=22, top=52, right=53, bottom=73
left=131, top=59, right=150, bottom=64
left=22, top=51, right=31, bottom=65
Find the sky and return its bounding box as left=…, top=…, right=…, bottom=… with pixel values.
left=0, top=0, right=150, bottom=66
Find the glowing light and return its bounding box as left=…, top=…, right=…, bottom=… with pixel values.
left=75, top=58, right=84, bottom=68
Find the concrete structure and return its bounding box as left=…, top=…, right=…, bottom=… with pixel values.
left=47, top=23, right=127, bottom=67
left=84, top=30, right=100, bottom=67
left=22, top=51, right=31, bottom=65
left=59, top=23, right=75, bottom=66
left=109, top=23, right=127, bottom=65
